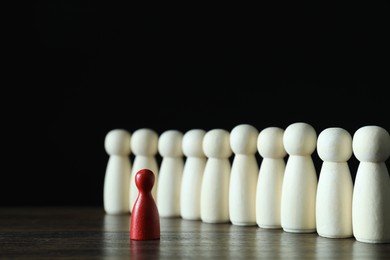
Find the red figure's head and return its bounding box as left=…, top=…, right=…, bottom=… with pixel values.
left=135, top=169, right=155, bottom=192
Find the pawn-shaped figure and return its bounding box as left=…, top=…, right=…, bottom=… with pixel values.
left=156, top=130, right=184, bottom=218
left=180, top=129, right=207, bottom=220
left=281, top=122, right=318, bottom=233
left=130, top=169, right=160, bottom=240
left=201, top=129, right=232, bottom=223
left=129, top=128, right=159, bottom=213
left=316, top=127, right=353, bottom=238
left=352, top=125, right=390, bottom=243
left=103, top=129, right=132, bottom=215
left=229, top=124, right=259, bottom=226
left=256, top=127, right=286, bottom=228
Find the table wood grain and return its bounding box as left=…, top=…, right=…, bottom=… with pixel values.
left=0, top=207, right=389, bottom=259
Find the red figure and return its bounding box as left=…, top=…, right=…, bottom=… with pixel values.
left=130, top=169, right=160, bottom=240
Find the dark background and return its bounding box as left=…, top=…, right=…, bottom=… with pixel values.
left=5, top=2, right=389, bottom=206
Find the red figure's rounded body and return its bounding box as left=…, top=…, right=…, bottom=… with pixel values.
left=130, top=169, right=160, bottom=240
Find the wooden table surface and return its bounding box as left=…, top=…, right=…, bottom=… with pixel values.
left=1, top=207, right=389, bottom=259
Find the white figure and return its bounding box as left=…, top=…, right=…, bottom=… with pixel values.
left=256, top=127, right=286, bottom=229
left=229, top=124, right=259, bottom=226
left=316, top=127, right=353, bottom=238
left=281, top=122, right=318, bottom=233
left=129, top=128, right=159, bottom=213
left=180, top=129, right=207, bottom=220
left=352, top=125, right=390, bottom=243
left=156, top=130, right=184, bottom=218
left=200, top=129, right=232, bottom=223
left=103, top=129, right=131, bottom=215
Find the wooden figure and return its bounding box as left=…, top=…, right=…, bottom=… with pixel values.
left=129, top=128, right=159, bottom=213
left=316, top=127, right=353, bottom=238
left=256, top=126, right=286, bottom=229
left=156, top=129, right=184, bottom=218
left=103, top=129, right=132, bottom=215
left=200, top=129, right=232, bottom=223
left=180, top=129, right=207, bottom=220
left=281, top=122, right=318, bottom=233
left=229, top=124, right=259, bottom=226
left=130, top=169, right=160, bottom=240
left=352, top=125, right=390, bottom=243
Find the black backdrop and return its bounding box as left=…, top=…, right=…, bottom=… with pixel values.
left=6, top=2, right=389, bottom=206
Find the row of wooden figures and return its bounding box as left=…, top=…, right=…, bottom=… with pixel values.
left=103, top=122, right=390, bottom=244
